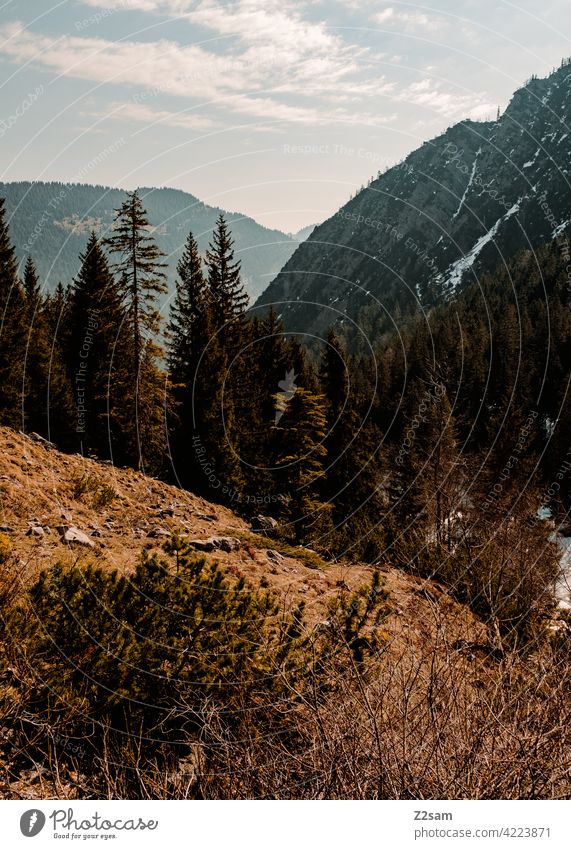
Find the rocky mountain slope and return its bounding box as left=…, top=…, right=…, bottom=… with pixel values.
left=1, top=427, right=567, bottom=801
left=0, top=182, right=298, bottom=302
left=256, top=60, right=571, bottom=339
left=0, top=426, right=487, bottom=635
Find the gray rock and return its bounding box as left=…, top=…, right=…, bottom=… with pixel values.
left=188, top=536, right=241, bottom=553
left=266, top=548, right=284, bottom=562
left=28, top=432, right=56, bottom=449
left=147, top=528, right=171, bottom=539
left=61, top=526, right=95, bottom=548
left=213, top=536, right=241, bottom=552
left=0, top=525, right=14, bottom=533
left=26, top=525, right=45, bottom=537
left=252, top=515, right=278, bottom=534
left=188, top=538, right=216, bottom=552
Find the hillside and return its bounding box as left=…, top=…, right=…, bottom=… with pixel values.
left=256, top=60, right=571, bottom=339
left=0, top=426, right=485, bottom=630
left=0, top=426, right=521, bottom=800
left=0, top=182, right=298, bottom=302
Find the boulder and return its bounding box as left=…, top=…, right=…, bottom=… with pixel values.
left=26, top=525, right=45, bottom=537
left=266, top=548, right=284, bottom=562
left=188, top=536, right=241, bottom=553
left=147, top=528, right=171, bottom=539
left=61, top=526, right=95, bottom=548
left=252, top=515, right=278, bottom=534
left=188, top=538, right=216, bottom=552
left=28, top=432, right=56, bottom=449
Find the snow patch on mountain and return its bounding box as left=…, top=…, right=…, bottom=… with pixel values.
left=440, top=199, right=522, bottom=290
left=452, top=148, right=481, bottom=219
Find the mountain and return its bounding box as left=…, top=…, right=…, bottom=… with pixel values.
left=292, top=223, right=318, bottom=242
left=256, top=60, right=571, bottom=340
left=0, top=181, right=298, bottom=302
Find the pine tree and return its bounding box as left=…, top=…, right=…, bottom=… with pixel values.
left=167, top=232, right=211, bottom=488
left=17, top=256, right=74, bottom=443
left=319, top=330, right=385, bottom=561
left=275, top=387, right=331, bottom=544
left=167, top=232, right=209, bottom=387
left=65, top=233, right=131, bottom=458
left=205, top=214, right=248, bottom=336
left=0, top=198, right=26, bottom=428
left=23, top=255, right=41, bottom=306
left=394, top=376, right=461, bottom=550
left=105, top=190, right=167, bottom=368
left=199, top=215, right=249, bottom=496
left=105, top=191, right=168, bottom=470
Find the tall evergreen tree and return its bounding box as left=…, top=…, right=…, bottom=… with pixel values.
left=65, top=233, right=131, bottom=459
left=167, top=232, right=209, bottom=388
left=319, top=330, right=385, bottom=561
left=167, top=232, right=211, bottom=488
left=18, top=256, right=73, bottom=443
left=199, top=215, right=249, bottom=496
left=105, top=191, right=168, bottom=471
left=205, top=214, right=248, bottom=335
left=275, top=387, right=331, bottom=544
left=0, top=198, right=26, bottom=428
left=105, top=190, right=167, bottom=370
left=23, top=255, right=41, bottom=307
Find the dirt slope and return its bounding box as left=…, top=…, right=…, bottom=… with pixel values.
left=0, top=426, right=488, bottom=648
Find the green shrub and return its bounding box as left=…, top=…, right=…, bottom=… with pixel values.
left=70, top=472, right=116, bottom=507
left=6, top=539, right=389, bottom=792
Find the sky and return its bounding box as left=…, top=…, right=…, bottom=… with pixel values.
left=0, top=0, right=570, bottom=233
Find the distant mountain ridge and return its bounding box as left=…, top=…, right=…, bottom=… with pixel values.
left=256, top=60, right=571, bottom=340
left=0, top=181, right=298, bottom=302
left=291, top=223, right=318, bottom=242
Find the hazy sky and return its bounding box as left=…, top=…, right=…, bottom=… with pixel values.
left=1, top=0, right=570, bottom=232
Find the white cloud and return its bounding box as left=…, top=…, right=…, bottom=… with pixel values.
left=400, top=77, right=493, bottom=118
left=373, top=6, right=444, bottom=31
left=0, top=21, right=336, bottom=125
left=79, top=0, right=367, bottom=93
left=0, top=21, right=248, bottom=98
left=95, top=100, right=216, bottom=130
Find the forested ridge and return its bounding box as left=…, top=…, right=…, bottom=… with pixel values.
left=0, top=189, right=569, bottom=799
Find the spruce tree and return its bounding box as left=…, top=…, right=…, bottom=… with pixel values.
left=205, top=214, right=248, bottom=335
left=105, top=190, right=167, bottom=367
left=167, top=232, right=211, bottom=488
left=199, top=215, right=249, bottom=497
left=275, top=387, right=331, bottom=544
left=167, top=232, right=209, bottom=388
left=319, top=330, right=385, bottom=561
left=65, top=233, right=131, bottom=459
left=0, top=198, right=26, bottom=428
left=17, top=256, right=73, bottom=443
left=23, top=255, right=41, bottom=306
left=241, top=309, right=290, bottom=473
left=105, top=191, right=168, bottom=471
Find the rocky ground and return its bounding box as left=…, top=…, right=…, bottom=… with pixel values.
left=0, top=427, right=496, bottom=799
left=0, top=427, right=488, bottom=635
